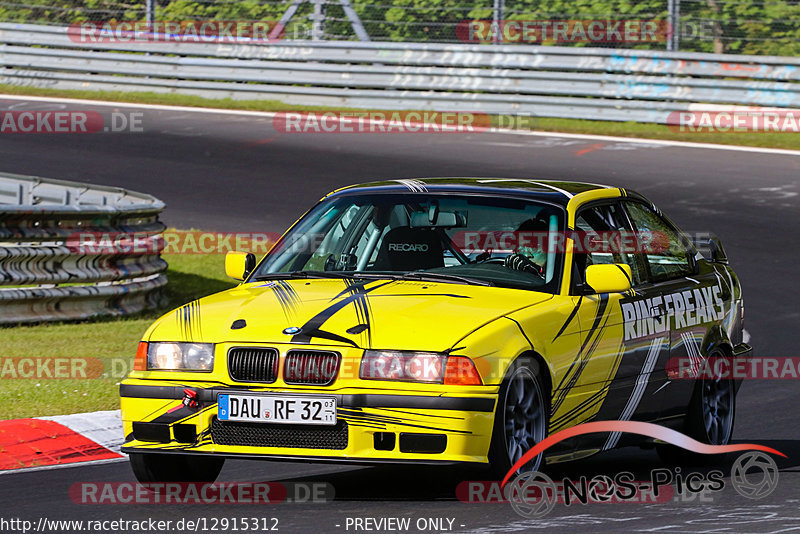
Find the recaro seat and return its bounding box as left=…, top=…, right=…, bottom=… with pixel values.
left=371, top=227, right=444, bottom=271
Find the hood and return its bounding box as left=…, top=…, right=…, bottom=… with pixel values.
left=146, top=278, right=552, bottom=352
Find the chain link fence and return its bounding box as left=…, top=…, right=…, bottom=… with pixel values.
left=0, top=0, right=798, bottom=55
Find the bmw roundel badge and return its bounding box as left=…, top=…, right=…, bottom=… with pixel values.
left=283, top=326, right=302, bottom=335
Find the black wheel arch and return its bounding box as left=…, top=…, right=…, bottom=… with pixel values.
left=502, top=350, right=553, bottom=417
left=701, top=324, right=734, bottom=358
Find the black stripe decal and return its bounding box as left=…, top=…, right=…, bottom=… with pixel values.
left=270, top=281, right=299, bottom=321
left=553, top=296, right=583, bottom=342
left=338, top=410, right=471, bottom=434
left=353, top=291, right=372, bottom=347
left=505, top=316, right=534, bottom=349
left=554, top=294, right=609, bottom=392
left=552, top=311, right=610, bottom=413
left=336, top=409, right=404, bottom=424
left=294, top=328, right=360, bottom=348
left=551, top=294, right=610, bottom=413
left=369, top=293, right=470, bottom=299
left=344, top=421, right=387, bottom=430
left=174, top=300, right=203, bottom=341
left=379, top=408, right=464, bottom=420
left=614, top=264, right=633, bottom=287
left=291, top=280, right=392, bottom=345
left=549, top=385, right=609, bottom=429
left=550, top=386, right=607, bottom=426
left=551, top=397, right=604, bottom=432
left=341, top=416, right=471, bottom=435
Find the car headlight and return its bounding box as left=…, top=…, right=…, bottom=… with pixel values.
left=359, top=350, right=481, bottom=385
left=146, top=342, right=215, bottom=371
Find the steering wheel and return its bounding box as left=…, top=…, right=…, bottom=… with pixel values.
left=475, top=257, right=506, bottom=265
left=471, top=249, right=505, bottom=265
left=504, top=253, right=546, bottom=281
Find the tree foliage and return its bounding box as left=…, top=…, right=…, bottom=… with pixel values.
left=1, top=0, right=798, bottom=55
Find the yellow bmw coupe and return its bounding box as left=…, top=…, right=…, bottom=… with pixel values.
left=120, top=178, right=750, bottom=482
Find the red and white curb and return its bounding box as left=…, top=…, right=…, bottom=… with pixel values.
left=0, top=410, right=125, bottom=474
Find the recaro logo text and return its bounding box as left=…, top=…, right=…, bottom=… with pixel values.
left=387, top=243, right=430, bottom=252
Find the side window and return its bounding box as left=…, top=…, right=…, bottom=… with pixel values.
left=574, top=203, right=646, bottom=287
left=623, top=201, right=694, bottom=282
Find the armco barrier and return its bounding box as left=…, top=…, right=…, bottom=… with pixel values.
left=1, top=23, right=799, bottom=123
left=0, top=172, right=167, bottom=324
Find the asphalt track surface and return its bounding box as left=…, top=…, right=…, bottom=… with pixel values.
left=1, top=98, right=799, bottom=533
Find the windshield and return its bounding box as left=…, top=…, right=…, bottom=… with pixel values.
left=251, top=193, right=565, bottom=292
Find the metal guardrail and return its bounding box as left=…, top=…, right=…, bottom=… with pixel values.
left=0, top=172, right=167, bottom=324
left=0, top=22, right=799, bottom=122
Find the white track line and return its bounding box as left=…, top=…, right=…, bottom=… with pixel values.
left=0, top=457, right=126, bottom=476
left=2, top=93, right=799, bottom=157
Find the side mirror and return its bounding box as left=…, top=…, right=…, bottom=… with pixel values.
left=691, top=233, right=728, bottom=265
left=584, top=264, right=632, bottom=294
left=225, top=251, right=256, bottom=281
left=708, top=236, right=728, bottom=264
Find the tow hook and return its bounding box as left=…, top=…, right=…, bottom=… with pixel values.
left=182, top=388, right=200, bottom=410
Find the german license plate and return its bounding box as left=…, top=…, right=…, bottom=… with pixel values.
left=217, top=393, right=336, bottom=425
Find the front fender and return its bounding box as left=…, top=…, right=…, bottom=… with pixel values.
left=451, top=315, right=545, bottom=387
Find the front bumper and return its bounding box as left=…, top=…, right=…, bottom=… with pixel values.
left=120, top=380, right=498, bottom=465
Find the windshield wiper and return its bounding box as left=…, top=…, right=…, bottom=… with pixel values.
left=398, top=271, right=494, bottom=286
left=252, top=271, right=390, bottom=281
left=253, top=270, right=492, bottom=286
left=252, top=271, right=350, bottom=281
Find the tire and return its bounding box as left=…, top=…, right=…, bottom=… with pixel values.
left=488, top=356, right=549, bottom=478
left=657, top=350, right=735, bottom=465
left=129, top=453, right=225, bottom=484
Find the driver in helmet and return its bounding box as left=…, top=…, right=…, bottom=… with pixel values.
left=504, top=214, right=552, bottom=278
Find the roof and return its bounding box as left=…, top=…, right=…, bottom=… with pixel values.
left=326, top=178, right=621, bottom=206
